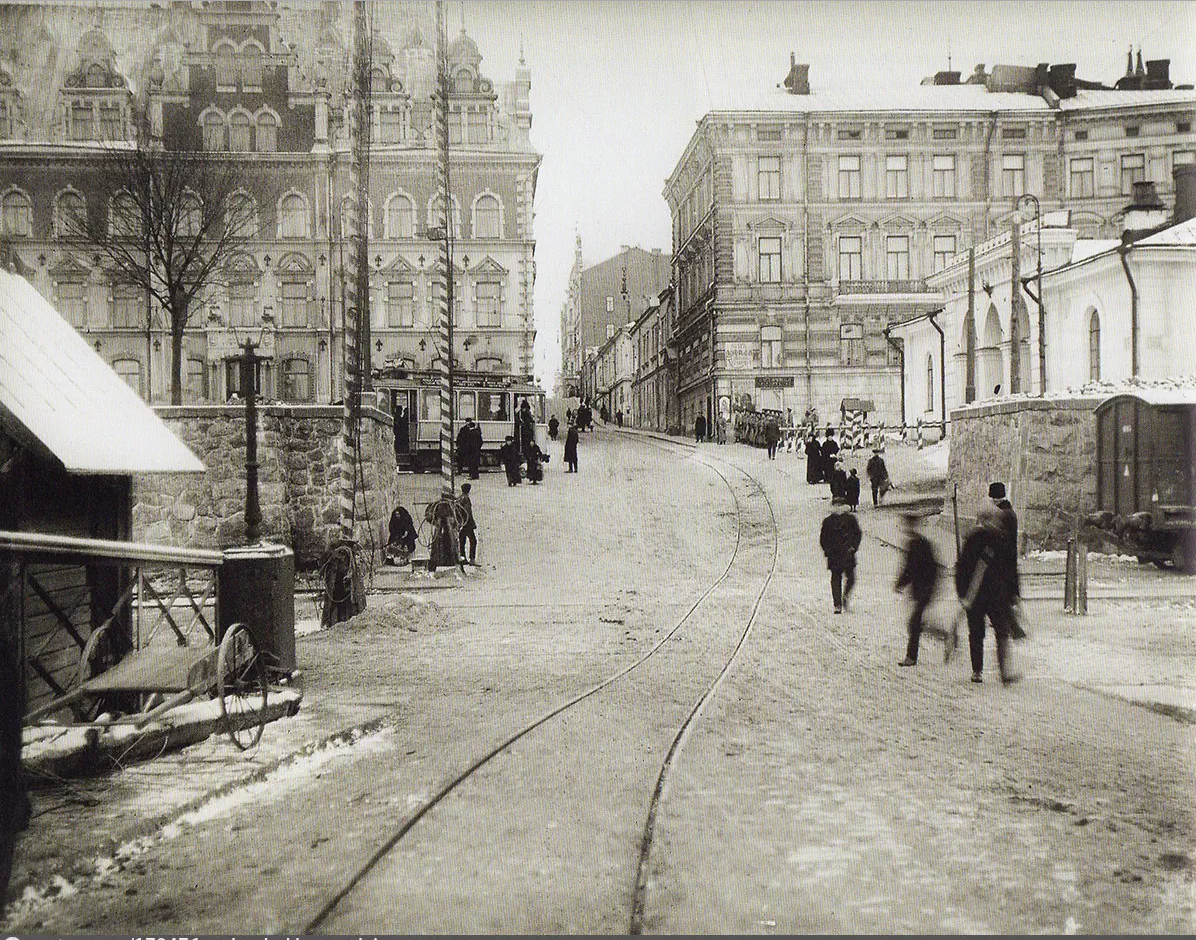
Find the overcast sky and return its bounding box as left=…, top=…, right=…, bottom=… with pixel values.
left=444, top=0, right=1196, bottom=388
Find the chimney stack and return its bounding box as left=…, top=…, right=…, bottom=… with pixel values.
left=1174, top=164, right=1196, bottom=226
left=1121, top=180, right=1169, bottom=240
left=783, top=54, right=810, bottom=95
left=1144, top=58, right=1172, bottom=89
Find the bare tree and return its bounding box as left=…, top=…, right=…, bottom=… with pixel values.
left=62, top=121, right=255, bottom=404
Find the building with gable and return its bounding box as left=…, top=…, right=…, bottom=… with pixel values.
left=0, top=1, right=540, bottom=404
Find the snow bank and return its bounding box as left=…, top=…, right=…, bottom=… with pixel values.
left=338, top=592, right=450, bottom=635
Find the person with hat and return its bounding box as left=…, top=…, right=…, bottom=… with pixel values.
left=820, top=501, right=862, bottom=614
left=866, top=448, right=890, bottom=507
left=956, top=499, right=1021, bottom=684
left=895, top=512, right=955, bottom=666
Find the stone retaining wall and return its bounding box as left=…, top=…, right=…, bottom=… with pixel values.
left=133, top=406, right=396, bottom=569
left=948, top=397, right=1100, bottom=552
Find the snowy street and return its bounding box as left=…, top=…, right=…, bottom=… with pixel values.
left=5, top=428, right=1195, bottom=934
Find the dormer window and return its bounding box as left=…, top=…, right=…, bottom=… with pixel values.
left=454, top=70, right=474, bottom=94
left=71, top=101, right=94, bottom=140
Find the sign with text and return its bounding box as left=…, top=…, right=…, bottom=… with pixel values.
left=755, top=375, right=794, bottom=389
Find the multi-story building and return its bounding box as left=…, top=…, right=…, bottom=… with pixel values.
left=663, top=54, right=1196, bottom=435
left=559, top=238, right=669, bottom=398
left=0, top=1, right=539, bottom=403
left=628, top=285, right=676, bottom=432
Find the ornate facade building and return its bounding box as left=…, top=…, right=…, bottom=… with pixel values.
left=0, top=1, right=539, bottom=403
left=664, top=55, right=1196, bottom=434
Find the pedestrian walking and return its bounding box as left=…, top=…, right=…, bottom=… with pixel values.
left=866, top=448, right=890, bottom=507
left=549, top=415, right=560, bottom=441
left=500, top=434, right=522, bottom=486
left=615, top=409, right=624, bottom=428
left=895, top=512, right=954, bottom=666
left=955, top=514, right=1021, bottom=685
left=715, top=413, right=728, bottom=445
left=457, top=482, right=478, bottom=564
left=983, top=482, right=1026, bottom=639
left=518, top=398, right=536, bottom=464
left=765, top=414, right=781, bottom=460
left=820, top=502, right=861, bottom=614
left=564, top=422, right=579, bottom=473
left=804, top=434, right=823, bottom=484
left=565, top=408, right=573, bottom=427
left=846, top=468, right=861, bottom=511
left=526, top=441, right=546, bottom=484
left=695, top=413, right=706, bottom=443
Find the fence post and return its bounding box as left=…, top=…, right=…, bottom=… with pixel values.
left=1077, top=540, right=1088, bottom=615
left=1064, top=537, right=1077, bottom=613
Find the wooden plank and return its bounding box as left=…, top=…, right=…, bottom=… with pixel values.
left=81, top=646, right=213, bottom=694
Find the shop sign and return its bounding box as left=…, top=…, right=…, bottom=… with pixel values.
left=755, top=375, right=794, bottom=389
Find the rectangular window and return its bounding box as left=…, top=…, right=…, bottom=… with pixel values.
left=757, top=127, right=782, bottom=142
left=99, top=103, right=121, bottom=140
left=420, top=388, right=440, bottom=422
left=838, top=155, right=861, bottom=199
left=478, top=391, right=509, bottom=421
left=1125, top=125, right=1140, bottom=138
left=886, top=235, right=910, bottom=280
left=58, top=281, right=87, bottom=328
left=457, top=391, right=476, bottom=421
left=932, top=235, right=957, bottom=271
left=760, top=325, right=783, bottom=368
left=280, top=281, right=308, bottom=327
left=111, top=283, right=142, bottom=328
left=837, top=128, right=862, bottom=140
left=840, top=324, right=865, bottom=366
left=228, top=281, right=256, bottom=327
left=885, top=154, right=909, bottom=198
left=1002, top=153, right=1026, bottom=197
left=448, top=111, right=463, bottom=145
left=1074, top=129, right=1088, bottom=141
left=1001, top=127, right=1026, bottom=139
left=476, top=281, right=501, bottom=327
left=71, top=101, right=93, bottom=140
left=1070, top=157, right=1095, bottom=197
left=884, top=128, right=909, bottom=140
left=838, top=235, right=862, bottom=281
left=758, top=155, right=781, bottom=200
left=282, top=359, right=310, bottom=402
left=932, top=127, right=958, bottom=140
left=1121, top=153, right=1146, bottom=194
left=932, top=154, right=956, bottom=198
left=387, top=280, right=414, bottom=327
left=757, top=236, right=781, bottom=283
left=1178, top=121, right=1191, bottom=134
left=379, top=109, right=403, bottom=143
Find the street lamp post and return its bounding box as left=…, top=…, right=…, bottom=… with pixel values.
left=1015, top=193, right=1046, bottom=395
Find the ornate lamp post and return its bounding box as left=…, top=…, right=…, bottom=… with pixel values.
left=1015, top=193, right=1046, bottom=395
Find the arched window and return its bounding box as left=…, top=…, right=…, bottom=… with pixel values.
left=370, top=67, right=388, bottom=92
left=2, top=189, right=31, bottom=238
left=55, top=191, right=86, bottom=238
left=214, top=43, right=237, bottom=90
left=241, top=44, right=264, bottom=89
left=475, top=356, right=503, bottom=373
left=454, top=70, right=473, bottom=94
left=109, top=191, right=139, bottom=239
left=473, top=194, right=501, bottom=239
left=226, top=192, right=257, bottom=237
left=256, top=111, right=277, bottom=153
left=278, top=193, right=309, bottom=239
left=281, top=358, right=311, bottom=401
left=86, top=63, right=107, bottom=88
left=1088, top=310, right=1101, bottom=381
left=340, top=195, right=374, bottom=239
left=427, top=193, right=461, bottom=239
left=113, top=358, right=142, bottom=396
left=229, top=111, right=251, bottom=152
left=926, top=353, right=935, bottom=413
left=385, top=193, right=414, bottom=238
left=203, top=111, right=226, bottom=152
left=178, top=192, right=202, bottom=237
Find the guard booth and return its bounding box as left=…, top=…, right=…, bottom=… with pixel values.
left=840, top=398, right=875, bottom=451
left=0, top=268, right=206, bottom=715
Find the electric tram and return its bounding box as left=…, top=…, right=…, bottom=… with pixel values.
left=373, top=365, right=547, bottom=471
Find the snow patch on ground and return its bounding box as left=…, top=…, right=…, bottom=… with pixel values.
left=917, top=441, right=950, bottom=476
left=1026, top=550, right=1142, bottom=565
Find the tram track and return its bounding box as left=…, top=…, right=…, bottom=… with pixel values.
left=302, top=433, right=781, bottom=934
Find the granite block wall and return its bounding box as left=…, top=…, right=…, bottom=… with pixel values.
left=133, top=405, right=396, bottom=569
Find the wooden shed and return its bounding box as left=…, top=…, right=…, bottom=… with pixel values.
left=0, top=269, right=205, bottom=714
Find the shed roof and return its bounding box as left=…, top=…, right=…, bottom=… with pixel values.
left=0, top=269, right=205, bottom=475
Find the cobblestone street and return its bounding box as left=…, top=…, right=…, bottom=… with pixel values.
left=5, top=430, right=1195, bottom=934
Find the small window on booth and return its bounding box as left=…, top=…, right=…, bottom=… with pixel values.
left=458, top=390, right=476, bottom=420
left=225, top=357, right=263, bottom=399
left=421, top=388, right=440, bottom=422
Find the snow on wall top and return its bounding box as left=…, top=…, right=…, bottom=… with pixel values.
left=0, top=269, right=204, bottom=475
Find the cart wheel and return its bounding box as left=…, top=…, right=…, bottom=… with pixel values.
left=217, top=623, right=268, bottom=750
left=70, top=622, right=114, bottom=721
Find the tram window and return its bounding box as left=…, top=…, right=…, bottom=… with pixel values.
left=458, top=391, right=476, bottom=420
left=420, top=388, right=440, bottom=422
left=478, top=391, right=508, bottom=422
left=535, top=395, right=546, bottom=423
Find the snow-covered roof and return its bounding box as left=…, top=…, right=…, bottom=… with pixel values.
left=716, top=84, right=1196, bottom=116
left=1097, top=386, right=1196, bottom=406
left=0, top=269, right=205, bottom=475
left=1133, top=216, right=1196, bottom=248
left=1070, top=239, right=1120, bottom=264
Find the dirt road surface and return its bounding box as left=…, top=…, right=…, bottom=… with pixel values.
left=4, top=429, right=1193, bottom=934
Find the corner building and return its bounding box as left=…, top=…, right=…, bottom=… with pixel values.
left=0, top=1, right=539, bottom=403
left=664, top=58, right=1195, bottom=433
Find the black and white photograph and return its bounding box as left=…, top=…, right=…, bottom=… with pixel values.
left=0, top=0, right=1194, bottom=933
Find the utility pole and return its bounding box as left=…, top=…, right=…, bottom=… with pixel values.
left=240, top=339, right=262, bottom=544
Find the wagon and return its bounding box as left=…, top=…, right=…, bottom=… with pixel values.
left=1087, top=390, right=1196, bottom=572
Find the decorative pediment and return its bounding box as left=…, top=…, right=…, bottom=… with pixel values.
left=880, top=213, right=917, bottom=230
left=828, top=213, right=868, bottom=232
left=64, top=28, right=128, bottom=90
left=382, top=254, right=417, bottom=273
left=747, top=216, right=790, bottom=233
left=224, top=251, right=261, bottom=276
left=49, top=254, right=91, bottom=278
left=926, top=212, right=965, bottom=231
left=469, top=255, right=507, bottom=276
left=276, top=252, right=313, bottom=274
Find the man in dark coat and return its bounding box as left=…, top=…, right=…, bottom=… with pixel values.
left=526, top=442, right=546, bottom=484
left=564, top=423, right=579, bottom=472
left=764, top=415, right=781, bottom=460
left=549, top=415, right=560, bottom=440
left=392, top=402, right=409, bottom=459
left=457, top=482, right=478, bottom=564
left=819, top=502, right=862, bottom=614
left=518, top=399, right=537, bottom=464
left=695, top=413, right=706, bottom=442
left=820, top=429, right=840, bottom=489
left=866, top=449, right=889, bottom=507
left=500, top=434, right=522, bottom=486
left=804, top=435, right=823, bottom=484
left=987, top=482, right=1025, bottom=639
left=387, top=503, right=418, bottom=561
left=955, top=517, right=1020, bottom=684
left=455, top=419, right=475, bottom=476
left=845, top=468, right=861, bottom=511
left=468, top=421, right=484, bottom=479
left=828, top=458, right=849, bottom=503
left=895, top=512, right=951, bottom=665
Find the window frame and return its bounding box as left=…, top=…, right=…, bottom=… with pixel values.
left=281, top=357, right=312, bottom=402
left=885, top=154, right=909, bottom=199
left=1120, top=153, right=1146, bottom=195
left=757, top=236, right=782, bottom=283
left=886, top=235, right=910, bottom=281
left=111, top=282, right=144, bottom=329
left=386, top=279, right=415, bottom=328
left=475, top=280, right=502, bottom=327
left=757, top=155, right=781, bottom=201
left=838, top=154, right=861, bottom=199
left=760, top=324, right=783, bottom=369
left=113, top=358, right=143, bottom=396
left=932, top=234, right=957, bottom=272
left=932, top=154, right=956, bottom=198
left=838, top=234, right=862, bottom=281
left=1070, top=156, right=1095, bottom=198
left=279, top=279, right=308, bottom=328
left=1001, top=153, right=1026, bottom=198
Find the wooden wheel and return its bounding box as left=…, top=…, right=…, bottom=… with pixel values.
left=217, top=623, right=268, bottom=750
left=70, top=621, right=115, bottom=721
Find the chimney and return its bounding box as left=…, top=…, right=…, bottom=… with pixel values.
left=1121, top=180, right=1170, bottom=239
left=932, top=70, right=961, bottom=85
left=783, top=54, right=810, bottom=95
left=1144, top=58, right=1171, bottom=89
left=1174, top=164, right=1196, bottom=226
left=1048, top=63, right=1077, bottom=99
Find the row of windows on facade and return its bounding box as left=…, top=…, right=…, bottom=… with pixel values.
left=749, top=150, right=1195, bottom=202
left=746, top=232, right=959, bottom=284
left=0, top=188, right=505, bottom=241
left=53, top=276, right=507, bottom=330
left=759, top=120, right=1193, bottom=143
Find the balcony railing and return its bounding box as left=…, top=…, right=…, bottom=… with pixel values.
left=838, top=279, right=934, bottom=295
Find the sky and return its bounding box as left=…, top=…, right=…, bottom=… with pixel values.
left=440, top=0, right=1196, bottom=389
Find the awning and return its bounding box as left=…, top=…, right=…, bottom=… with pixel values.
left=0, top=269, right=205, bottom=475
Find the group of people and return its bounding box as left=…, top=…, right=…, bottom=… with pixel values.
left=386, top=480, right=480, bottom=569
left=694, top=412, right=729, bottom=444
left=566, top=403, right=594, bottom=433
left=820, top=479, right=1026, bottom=685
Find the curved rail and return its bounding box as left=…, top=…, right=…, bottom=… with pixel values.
left=303, top=436, right=776, bottom=934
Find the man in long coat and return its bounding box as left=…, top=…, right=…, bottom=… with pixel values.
left=805, top=435, right=823, bottom=484
left=895, top=512, right=950, bottom=666
left=564, top=423, right=579, bottom=473
left=500, top=434, right=522, bottom=486
left=764, top=415, right=781, bottom=460
left=820, top=502, right=861, bottom=614
left=392, top=402, right=409, bottom=459
left=866, top=449, right=890, bottom=507
left=820, top=428, right=840, bottom=481
left=956, top=516, right=1020, bottom=684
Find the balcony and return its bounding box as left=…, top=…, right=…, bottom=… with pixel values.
left=837, top=279, right=935, bottom=296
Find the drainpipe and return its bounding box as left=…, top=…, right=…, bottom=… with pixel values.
left=982, top=112, right=998, bottom=240
left=1117, top=236, right=1139, bottom=377
left=883, top=324, right=906, bottom=428
left=928, top=307, right=946, bottom=434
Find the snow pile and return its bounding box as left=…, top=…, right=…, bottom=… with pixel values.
left=969, top=373, right=1196, bottom=406
left=339, top=592, right=450, bottom=635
